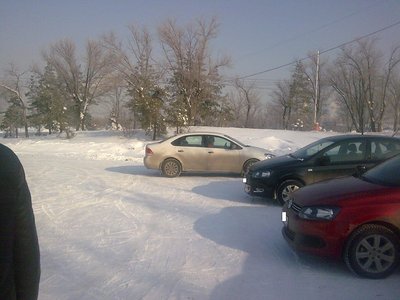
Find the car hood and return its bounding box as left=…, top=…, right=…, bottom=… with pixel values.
left=244, top=146, right=275, bottom=158
left=251, top=154, right=301, bottom=170
left=292, top=176, right=393, bottom=206
left=246, top=145, right=269, bottom=152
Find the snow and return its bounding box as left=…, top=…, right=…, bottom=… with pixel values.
left=2, top=127, right=400, bottom=300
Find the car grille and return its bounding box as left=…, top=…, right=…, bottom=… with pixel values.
left=290, top=201, right=302, bottom=214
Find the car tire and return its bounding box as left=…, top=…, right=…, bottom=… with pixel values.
left=277, top=180, right=303, bottom=205
left=344, top=224, right=400, bottom=279
left=242, top=159, right=259, bottom=175
left=161, top=158, right=182, bottom=177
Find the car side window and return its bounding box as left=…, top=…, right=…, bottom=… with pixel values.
left=371, top=140, right=400, bottom=160
left=213, top=136, right=233, bottom=149
left=321, top=144, right=341, bottom=163
left=304, top=141, right=333, bottom=157
left=322, top=140, right=365, bottom=163
left=172, top=136, right=203, bottom=147
left=202, top=136, right=233, bottom=149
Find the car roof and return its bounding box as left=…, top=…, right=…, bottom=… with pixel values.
left=320, top=134, right=400, bottom=142
left=178, top=131, right=226, bottom=135
left=165, top=132, right=400, bottom=142
left=170, top=132, right=230, bottom=138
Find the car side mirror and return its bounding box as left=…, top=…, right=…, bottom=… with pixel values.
left=354, top=165, right=367, bottom=177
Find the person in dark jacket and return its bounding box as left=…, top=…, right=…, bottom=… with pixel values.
left=0, top=144, right=40, bottom=300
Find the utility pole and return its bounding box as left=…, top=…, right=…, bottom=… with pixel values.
left=314, top=50, right=320, bottom=129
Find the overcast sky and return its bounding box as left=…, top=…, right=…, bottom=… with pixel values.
left=1, top=0, right=400, bottom=93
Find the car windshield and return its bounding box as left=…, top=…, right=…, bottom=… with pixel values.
left=361, top=154, right=400, bottom=187
left=291, top=139, right=335, bottom=159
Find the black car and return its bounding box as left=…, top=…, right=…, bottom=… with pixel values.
left=243, top=134, right=400, bottom=205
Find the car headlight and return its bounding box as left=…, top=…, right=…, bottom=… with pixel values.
left=253, top=170, right=271, bottom=178
left=298, top=206, right=340, bottom=221
left=264, top=153, right=275, bottom=159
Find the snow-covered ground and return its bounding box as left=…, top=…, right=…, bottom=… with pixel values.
left=2, top=127, right=400, bottom=300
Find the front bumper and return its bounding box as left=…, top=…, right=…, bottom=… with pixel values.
left=282, top=225, right=326, bottom=250
left=281, top=206, right=343, bottom=259
left=242, top=177, right=275, bottom=198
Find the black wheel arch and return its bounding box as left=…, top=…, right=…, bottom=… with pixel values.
left=160, top=157, right=183, bottom=171
left=343, top=222, right=400, bottom=278
left=343, top=221, right=400, bottom=258
left=274, top=176, right=306, bottom=198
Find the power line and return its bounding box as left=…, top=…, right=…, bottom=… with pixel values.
left=235, top=0, right=381, bottom=62
left=319, top=19, right=400, bottom=55
left=238, top=19, right=400, bottom=80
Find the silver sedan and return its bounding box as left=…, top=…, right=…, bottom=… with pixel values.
left=144, top=132, right=274, bottom=177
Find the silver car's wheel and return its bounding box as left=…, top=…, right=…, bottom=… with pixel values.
left=344, top=224, right=400, bottom=279
left=161, top=158, right=182, bottom=177
left=277, top=180, right=303, bottom=205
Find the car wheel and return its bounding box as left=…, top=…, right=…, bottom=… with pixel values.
left=242, top=159, right=259, bottom=175
left=344, top=224, right=400, bottom=279
left=277, top=180, right=303, bottom=205
left=161, top=158, right=182, bottom=177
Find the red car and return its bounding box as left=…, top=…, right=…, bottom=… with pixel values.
left=282, top=154, right=400, bottom=279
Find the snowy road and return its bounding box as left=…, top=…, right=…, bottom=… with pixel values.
left=5, top=128, right=400, bottom=300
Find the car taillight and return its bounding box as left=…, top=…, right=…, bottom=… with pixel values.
left=146, top=147, right=154, bottom=156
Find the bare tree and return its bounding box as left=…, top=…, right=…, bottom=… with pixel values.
left=103, top=26, right=160, bottom=85
left=389, top=71, right=400, bottom=132
left=103, top=26, right=165, bottom=139
left=233, top=78, right=260, bottom=128
left=329, top=39, right=400, bottom=133
left=43, top=38, right=116, bottom=131
left=226, top=89, right=244, bottom=127
left=0, top=64, right=30, bottom=137
left=107, top=76, right=128, bottom=131
left=330, top=61, right=365, bottom=133
left=271, top=80, right=292, bottom=129
left=379, top=45, right=400, bottom=131
left=158, top=17, right=230, bottom=126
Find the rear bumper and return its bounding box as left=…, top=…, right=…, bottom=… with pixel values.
left=143, top=156, right=159, bottom=170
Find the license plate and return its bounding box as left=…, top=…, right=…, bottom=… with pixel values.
left=242, top=177, right=247, bottom=183
left=282, top=211, right=288, bottom=226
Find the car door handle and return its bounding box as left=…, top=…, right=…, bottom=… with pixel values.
left=178, top=150, right=184, bottom=152
left=208, top=151, right=214, bottom=154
